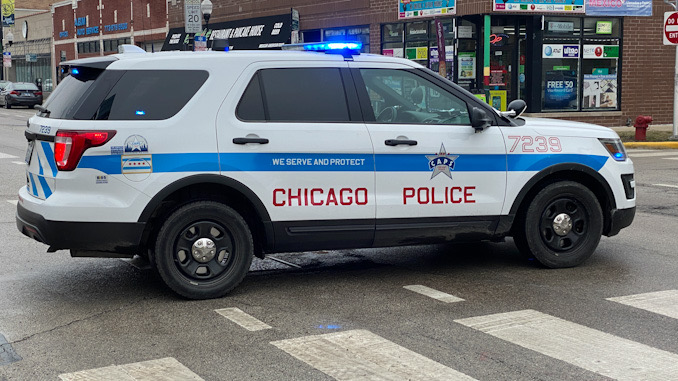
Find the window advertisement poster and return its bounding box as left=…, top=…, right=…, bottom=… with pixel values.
left=399, top=0, right=456, bottom=19
left=458, top=52, right=476, bottom=79
left=544, top=70, right=578, bottom=109
left=543, top=44, right=580, bottom=58
left=2, top=0, right=15, bottom=27
left=406, top=46, right=429, bottom=60
left=494, top=0, right=584, bottom=13
left=583, top=45, right=619, bottom=59
left=583, top=74, right=617, bottom=108
left=586, top=0, right=651, bottom=16
left=382, top=48, right=405, bottom=58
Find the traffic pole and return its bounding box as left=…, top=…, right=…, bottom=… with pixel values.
left=666, top=0, right=678, bottom=139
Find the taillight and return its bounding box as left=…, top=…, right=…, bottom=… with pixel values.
left=54, top=130, right=116, bottom=171
left=35, top=91, right=42, bottom=96
left=10, top=91, right=19, bottom=95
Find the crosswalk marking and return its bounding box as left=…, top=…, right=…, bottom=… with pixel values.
left=653, top=183, right=678, bottom=189
left=404, top=285, right=464, bottom=303
left=0, top=152, right=19, bottom=159
left=214, top=307, right=272, bottom=331
left=628, top=152, right=678, bottom=158
left=271, top=329, right=477, bottom=381
left=455, top=309, right=678, bottom=381
left=607, top=290, right=678, bottom=319
left=59, top=357, right=204, bottom=381
left=6, top=200, right=17, bottom=205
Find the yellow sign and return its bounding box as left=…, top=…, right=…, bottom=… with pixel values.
left=489, top=90, right=507, bottom=111
left=416, top=47, right=428, bottom=60
left=2, top=0, right=15, bottom=26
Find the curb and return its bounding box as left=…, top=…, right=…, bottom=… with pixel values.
left=623, top=142, right=678, bottom=149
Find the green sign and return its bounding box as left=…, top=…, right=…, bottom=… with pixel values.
left=592, top=68, right=610, bottom=75
left=596, top=21, right=613, bottom=34
left=553, top=66, right=570, bottom=70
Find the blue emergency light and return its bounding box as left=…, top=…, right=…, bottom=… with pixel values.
left=282, top=41, right=362, bottom=58
left=71, top=68, right=80, bottom=75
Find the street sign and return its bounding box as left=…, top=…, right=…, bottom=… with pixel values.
left=194, top=35, right=207, bottom=51
left=184, top=0, right=202, bottom=34
left=664, top=11, right=678, bottom=45
left=26, top=53, right=37, bottom=62
left=2, top=52, right=11, bottom=68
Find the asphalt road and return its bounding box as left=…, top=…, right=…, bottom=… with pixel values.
left=1, top=107, right=677, bottom=380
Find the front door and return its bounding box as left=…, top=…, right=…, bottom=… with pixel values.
left=350, top=63, right=507, bottom=245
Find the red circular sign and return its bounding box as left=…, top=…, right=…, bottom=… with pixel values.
left=665, top=12, right=678, bottom=44
left=595, top=47, right=603, bottom=57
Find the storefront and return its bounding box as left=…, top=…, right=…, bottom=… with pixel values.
left=165, top=0, right=671, bottom=126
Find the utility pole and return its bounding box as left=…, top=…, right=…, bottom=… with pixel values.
left=665, top=0, right=678, bottom=140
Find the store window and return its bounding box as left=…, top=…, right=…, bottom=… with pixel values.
left=103, top=38, right=131, bottom=53
left=541, top=17, right=621, bottom=112
left=457, top=19, right=477, bottom=91
left=77, top=41, right=100, bottom=54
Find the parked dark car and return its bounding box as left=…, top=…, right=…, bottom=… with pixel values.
left=1, top=82, right=43, bottom=109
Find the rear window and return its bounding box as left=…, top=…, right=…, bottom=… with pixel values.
left=14, top=83, right=39, bottom=90
left=42, top=69, right=208, bottom=120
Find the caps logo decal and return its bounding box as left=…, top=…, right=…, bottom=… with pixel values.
left=122, top=135, right=152, bottom=181
left=124, top=135, right=148, bottom=152
left=426, top=144, right=458, bottom=179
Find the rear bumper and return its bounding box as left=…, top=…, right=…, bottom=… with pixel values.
left=605, top=206, right=635, bottom=237
left=16, top=202, right=145, bottom=254
left=7, top=96, right=42, bottom=106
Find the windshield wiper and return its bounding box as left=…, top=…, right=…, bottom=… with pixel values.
left=34, top=105, right=51, bottom=115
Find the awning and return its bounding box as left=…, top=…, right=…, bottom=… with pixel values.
left=162, top=13, right=293, bottom=51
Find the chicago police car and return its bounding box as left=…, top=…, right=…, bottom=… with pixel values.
left=16, top=43, right=635, bottom=299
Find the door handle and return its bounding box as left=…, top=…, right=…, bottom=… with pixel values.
left=385, top=139, right=417, bottom=146
left=233, top=137, right=269, bottom=145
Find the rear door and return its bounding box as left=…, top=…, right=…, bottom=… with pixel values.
left=216, top=61, right=376, bottom=252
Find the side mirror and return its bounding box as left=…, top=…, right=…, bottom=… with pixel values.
left=470, top=107, right=492, bottom=132
left=507, top=99, right=527, bottom=118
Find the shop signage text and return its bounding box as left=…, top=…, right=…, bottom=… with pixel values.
left=543, top=45, right=580, bottom=59
left=59, top=31, right=68, bottom=38
left=583, top=45, right=619, bottom=58
left=494, top=0, right=584, bottom=13
left=77, top=26, right=99, bottom=36
left=104, top=23, right=128, bottom=32
left=399, top=0, right=456, bottom=19
left=586, top=0, right=652, bottom=16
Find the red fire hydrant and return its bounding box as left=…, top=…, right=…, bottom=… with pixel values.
left=634, top=115, right=653, bottom=141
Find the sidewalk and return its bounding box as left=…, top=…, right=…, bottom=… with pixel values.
left=611, top=124, right=678, bottom=149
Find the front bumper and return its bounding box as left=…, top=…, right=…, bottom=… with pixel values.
left=16, top=202, right=145, bottom=254
left=605, top=206, right=636, bottom=237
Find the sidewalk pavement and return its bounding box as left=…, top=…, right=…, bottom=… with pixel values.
left=611, top=124, right=678, bottom=149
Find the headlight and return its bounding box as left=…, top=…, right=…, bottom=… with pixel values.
left=599, top=138, right=627, bottom=161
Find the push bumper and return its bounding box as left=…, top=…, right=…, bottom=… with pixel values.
left=605, top=206, right=635, bottom=237
left=16, top=202, right=145, bottom=254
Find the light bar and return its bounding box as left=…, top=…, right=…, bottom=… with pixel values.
left=282, top=41, right=362, bottom=56
left=71, top=68, right=80, bottom=75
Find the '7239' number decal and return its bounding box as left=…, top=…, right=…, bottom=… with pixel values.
left=508, top=136, right=562, bottom=153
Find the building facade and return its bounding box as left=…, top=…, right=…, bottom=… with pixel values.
left=2, top=6, right=52, bottom=86
left=52, top=0, right=169, bottom=84
left=165, top=0, right=673, bottom=127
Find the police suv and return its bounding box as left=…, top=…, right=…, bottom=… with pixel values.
left=17, top=43, right=635, bottom=299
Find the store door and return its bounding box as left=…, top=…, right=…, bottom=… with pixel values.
left=488, top=17, right=528, bottom=110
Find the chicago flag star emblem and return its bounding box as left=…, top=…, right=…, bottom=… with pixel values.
left=426, top=144, right=458, bottom=180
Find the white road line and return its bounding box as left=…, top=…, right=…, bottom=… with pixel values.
left=11, top=161, right=25, bottom=165
left=626, top=149, right=654, bottom=152
left=628, top=152, right=678, bottom=158
left=455, top=309, right=678, bottom=381
left=653, top=184, right=678, bottom=189
left=214, top=307, right=272, bottom=331
left=6, top=200, right=18, bottom=206
left=607, top=290, right=678, bottom=320
left=0, top=152, right=19, bottom=159
left=404, top=285, right=465, bottom=303
left=271, top=329, right=477, bottom=381
left=664, top=157, right=678, bottom=160
left=59, top=357, right=204, bottom=381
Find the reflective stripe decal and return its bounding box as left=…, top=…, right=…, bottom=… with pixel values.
left=37, top=175, right=53, bottom=198
left=40, top=141, right=58, bottom=177
left=28, top=173, right=38, bottom=197
left=76, top=153, right=609, bottom=174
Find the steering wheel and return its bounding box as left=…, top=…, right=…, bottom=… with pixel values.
left=377, top=106, right=398, bottom=123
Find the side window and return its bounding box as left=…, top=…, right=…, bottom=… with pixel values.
left=359, top=68, right=470, bottom=125
left=236, top=73, right=265, bottom=121
left=258, top=68, right=350, bottom=122
left=94, top=70, right=208, bottom=120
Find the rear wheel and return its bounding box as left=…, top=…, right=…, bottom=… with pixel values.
left=4, top=97, right=10, bottom=109
left=154, top=201, right=253, bottom=299
left=514, top=181, right=603, bottom=268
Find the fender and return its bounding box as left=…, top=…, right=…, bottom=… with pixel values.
left=508, top=162, right=616, bottom=216
left=137, top=174, right=274, bottom=248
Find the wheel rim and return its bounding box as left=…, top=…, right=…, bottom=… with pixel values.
left=173, top=220, right=234, bottom=281
left=539, top=197, right=588, bottom=252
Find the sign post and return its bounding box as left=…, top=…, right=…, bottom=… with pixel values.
left=664, top=3, right=678, bottom=140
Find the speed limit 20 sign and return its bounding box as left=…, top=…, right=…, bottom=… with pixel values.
left=664, top=12, right=678, bottom=45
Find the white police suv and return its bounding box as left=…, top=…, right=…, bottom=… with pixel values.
left=17, top=43, right=635, bottom=299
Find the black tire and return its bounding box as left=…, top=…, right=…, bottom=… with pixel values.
left=154, top=201, right=253, bottom=299
left=4, top=98, right=10, bottom=109
left=514, top=181, right=603, bottom=268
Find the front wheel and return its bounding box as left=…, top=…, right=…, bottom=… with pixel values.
left=154, top=201, right=254, bottom=299
left=514, top=181, right=603, bottom=268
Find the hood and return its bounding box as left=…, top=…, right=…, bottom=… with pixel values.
left=518, top=117, right=618, bottom=138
